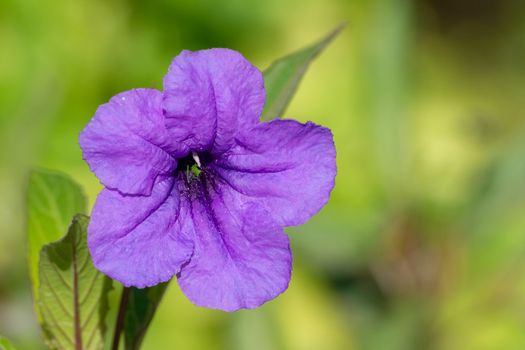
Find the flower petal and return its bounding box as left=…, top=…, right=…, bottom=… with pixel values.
left=213, top=119, right=336, bottom=227
left=79, top=88, right=179, bottom=196
left=88, top=177, right=193, bottom=288
left=177, top=175, right=292, bottom=311
left=163, top=49, right=265, bottom=154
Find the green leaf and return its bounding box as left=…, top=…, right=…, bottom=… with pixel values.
left=0, top=336, right=19, bottom=350
left=260, top=24, right=345, bottom=121
left=27, top=169, right=86, bottom=321
left=39, top=214, right=113, bottom=350
left=124, top=283, right=169, bottom=350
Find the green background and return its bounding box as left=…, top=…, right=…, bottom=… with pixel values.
left=1, top=0, right=525, bottom=349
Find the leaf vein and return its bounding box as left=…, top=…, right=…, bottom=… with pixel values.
left=41, top=269, right=74, bottom=319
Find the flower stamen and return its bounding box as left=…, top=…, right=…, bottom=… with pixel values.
left=192, top=152, right=202, bottom=168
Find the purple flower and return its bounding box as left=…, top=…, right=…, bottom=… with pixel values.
left=79, top=49, right=336, bottom=311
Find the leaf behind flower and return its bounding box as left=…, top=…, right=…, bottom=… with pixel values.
left=124, top=283, right=169, bottom=350
left=38, top=214, right=112, bottom=350
left=27, top=169, right=87, bottom=322
left=261, top=23, right=345, bottom=121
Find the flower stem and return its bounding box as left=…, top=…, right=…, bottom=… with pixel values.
left=112, top=286, right=131, bottom=350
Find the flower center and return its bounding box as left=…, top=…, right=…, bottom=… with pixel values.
left=175, top=151, right=213, bottom=180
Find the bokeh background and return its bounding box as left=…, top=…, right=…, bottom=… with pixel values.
left=1, top=0, right=525, bottom=349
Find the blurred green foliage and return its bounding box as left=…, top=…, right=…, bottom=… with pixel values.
left=1, top=0, right=525, bottom=349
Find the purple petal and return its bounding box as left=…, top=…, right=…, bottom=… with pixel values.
left=163, top=49, right=265, bottom=154
left=79, top=89, right=179, bottom=196
left=213, top=119, right=336, bottom=227
left=177, top=176, right=292, bottom=311
left=88, top=177, right=193, bottom=288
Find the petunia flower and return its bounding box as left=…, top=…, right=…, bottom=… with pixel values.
left=79, top=48, right=336, bottom=311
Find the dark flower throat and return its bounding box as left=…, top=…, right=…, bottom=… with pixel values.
left=175, top=151, right=213, bottom=179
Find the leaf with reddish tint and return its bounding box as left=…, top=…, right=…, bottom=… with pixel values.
left=39, top=214, right=112, bottom=350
